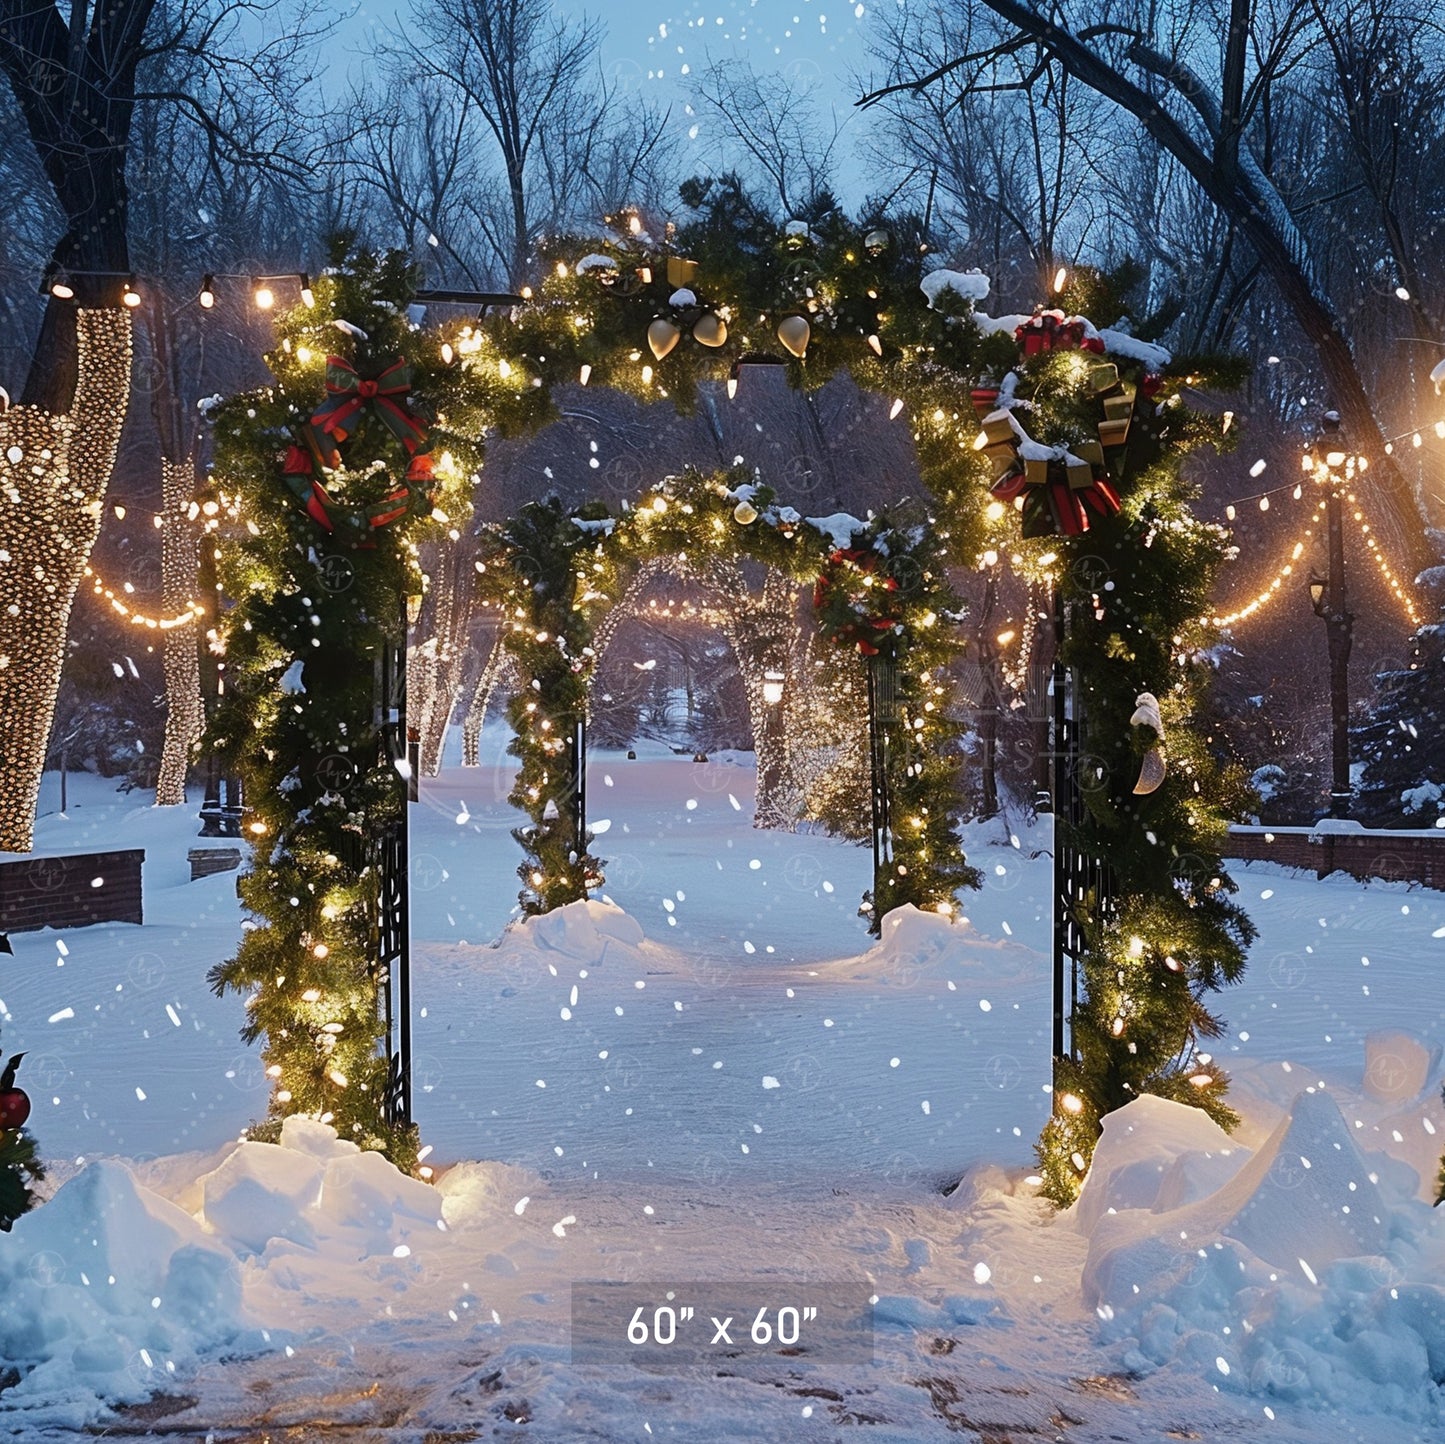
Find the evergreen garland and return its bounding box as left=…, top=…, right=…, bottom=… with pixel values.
left=196, top=214, right=1254, bottom=1175
left=971, top=267, right=1258, bottom=1205
left=203, top=242, right=481, bottom=1164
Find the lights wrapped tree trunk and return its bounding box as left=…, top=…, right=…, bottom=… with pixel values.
left=155, top=459, right=205, bottom=805
left=0, top=308, right=132, bottom=853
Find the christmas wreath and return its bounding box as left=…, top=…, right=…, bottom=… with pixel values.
left=278, top=354, right=436, bottom=544
left=812, top=546, right=903, bottom=655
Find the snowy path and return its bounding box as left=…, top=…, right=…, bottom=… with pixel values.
left=2, top=763, right=1444, bottom=1440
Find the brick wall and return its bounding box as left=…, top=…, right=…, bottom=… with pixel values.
left=188, top=847, right=242, bottom=881
left=1226, top=826, right=1445, bottom=890
left=0, top=849, right=144, bottom=931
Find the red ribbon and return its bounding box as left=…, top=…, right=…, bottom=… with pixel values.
left=311, top=355, right=428, bottom=457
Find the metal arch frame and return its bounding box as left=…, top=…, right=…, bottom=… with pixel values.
left=1049, top=589, right=1117, bottom=1082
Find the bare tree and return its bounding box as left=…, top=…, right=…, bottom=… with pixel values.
left=859, top=0, right=1437, bottom=571
left=860, top=5, right=1113, bottom=304
left=370, top=0, right=676, bottom=286
left=690, top=59, right=841, bottom=217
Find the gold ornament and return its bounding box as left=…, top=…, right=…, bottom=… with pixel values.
left=776, top=315, right=811, bottom=358
left=666, top=257, right=699, bottom=287
left=647, top=318, right=681, bottom=360
left=692, top=313, right=728, bottom=348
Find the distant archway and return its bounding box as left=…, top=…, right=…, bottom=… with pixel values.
left=475, top=466, right=979, bottom=931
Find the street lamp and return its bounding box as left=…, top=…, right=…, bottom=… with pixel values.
left=1304, top=414, right=1356, bottom=819
left=762, top=670, right=785, bottom=705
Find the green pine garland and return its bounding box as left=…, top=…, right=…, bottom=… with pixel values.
left=992, top=267, right=1258, bottom=1205
left=203, top=242, right=483, bottom=1165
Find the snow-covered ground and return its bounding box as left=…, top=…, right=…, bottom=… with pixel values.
left=0, top=756, right=1443, bottom=1440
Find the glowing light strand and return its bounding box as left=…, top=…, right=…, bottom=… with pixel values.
left=82, top=564, right=202, bottom=628
left=1208, top=507, right=1322, bottom=628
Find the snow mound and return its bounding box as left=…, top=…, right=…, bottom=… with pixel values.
left=1080, top=1089, right=1445, bottom=1426
left=525, top=899, right=645, bottom=957
left=828, top=905, right=972, bottom=986
left=320, top=1150, right=444, bottom=1238
left=280, top=1112, right=363, bottom=1160
left=1071, top=1095, right=1249, bottom=1234
left=919, top=267, right=989, bottom=307
left=1363, top=1029, right=1441, bottom=1102
left=0, top=1161, right=250, bottom=1429
left=195, top=1121, right=444, bottom=1258
left=199, top=1141, right=324, bottom=1253
left=437, top=1159, right=548, bottom=1229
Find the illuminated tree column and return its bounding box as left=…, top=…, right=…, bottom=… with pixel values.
left=0, top=308, right=132, bottom=852
left=155, top=458, right=204, bottom=805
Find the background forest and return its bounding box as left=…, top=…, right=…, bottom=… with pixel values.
left=1, top=0, right=1443, bottom=833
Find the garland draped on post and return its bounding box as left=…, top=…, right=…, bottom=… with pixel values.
left=203, top=245, right=482, bottom=1166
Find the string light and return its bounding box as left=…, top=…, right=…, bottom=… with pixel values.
left=0, top=309, right=133, bottom=852
left=155, top=459, right=206, bottom=805
left=81, top=565, right=203, bottom=628
left=1209, top=507, right=1323, bottom=628
left=1350, top=493, right=1424, bottom=628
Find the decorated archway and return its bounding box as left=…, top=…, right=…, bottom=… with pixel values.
left=473, top=465, right=977, bottom=929
left=201, top=221, right=1255, bottom=1199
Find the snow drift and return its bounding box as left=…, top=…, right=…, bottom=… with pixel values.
left=1078, top=1089, right=1445, bottom=1425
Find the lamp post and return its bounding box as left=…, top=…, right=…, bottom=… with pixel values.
left=1306, top=415, right=1356, bottom=819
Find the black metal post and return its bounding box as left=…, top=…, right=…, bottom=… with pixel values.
left=376, top=593, right=412, bottom=1130
left=1309, top=421, right=1356, bottom=820
left=574, top=711, right=588, bottom=871
left=866, top=655, right=896, bottom=926
left=198, top=753, right=224, bottom=836
left=1049, top=588, right=1068, bottom=1070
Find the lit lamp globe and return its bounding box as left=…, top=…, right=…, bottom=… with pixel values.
left=776, top=314, right=811, bottom=358
left=647, top=318, right=681, bottom=360
left=762, top=671, right=785, bottom=705
left=733, top=498, right=759, bottom=525
left=692, top=313, right=728, bottom=348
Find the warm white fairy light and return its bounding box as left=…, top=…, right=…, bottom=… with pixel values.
left=155, top=459, right=206, bottom=806
left=1347, top=493, right=1424, bottom=628
left=81, top=564, right=202, bottom=628
left=0, top=309, right=133, bottom=852
left=1208, top=507, right=1321, bottom=628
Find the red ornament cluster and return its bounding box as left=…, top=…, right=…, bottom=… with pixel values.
left=1014, top=310, right=1106, bottom=357
left=813, top=547, right=900, bottom=655
left=0, top=1051, right=29, bottom=1130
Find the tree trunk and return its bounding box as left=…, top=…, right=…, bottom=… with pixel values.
left=155, top=460, right=204, bottom=804
left=0, top=309, right=132, bottom=851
